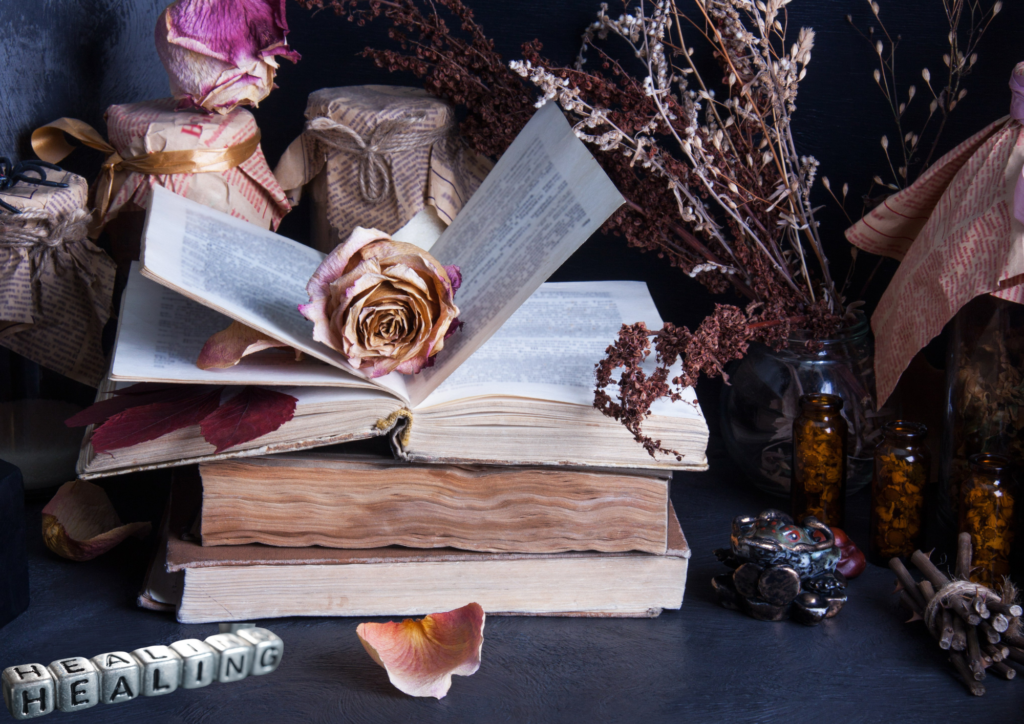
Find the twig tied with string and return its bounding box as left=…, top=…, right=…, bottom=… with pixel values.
left=890, top=533, right=1024, bottom=696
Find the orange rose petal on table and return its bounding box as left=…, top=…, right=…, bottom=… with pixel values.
left=41, top=480, right=151, bottom=562
left=356, top=603, right=485, bottom=699
left=197, top=320, right=293, bottom=369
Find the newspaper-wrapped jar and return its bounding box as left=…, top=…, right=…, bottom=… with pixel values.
left=32, top=98, right=291, bottom=235
left=274, top=86, right=492, bottom=252
left=0, top=167, right=116, bottom=387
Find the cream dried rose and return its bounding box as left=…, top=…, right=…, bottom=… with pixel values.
left=299, top=228, right=461, bottom=377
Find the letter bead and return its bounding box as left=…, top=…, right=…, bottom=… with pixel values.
left=169, top=640, right=218, bottom=690
left=204, top=634, right=254, bottom=683
left=235, top=628, right=284, bottom=676
left=130, top=646, right=182, bottom=697
left=2, top=665, right=55, bottom=720
left=90, top=652, right=141, bottom=705
left=47, top=658, right=98, bottom=713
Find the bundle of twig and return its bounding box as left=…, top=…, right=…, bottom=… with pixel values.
left=891, top=533, right=1024, bottom=696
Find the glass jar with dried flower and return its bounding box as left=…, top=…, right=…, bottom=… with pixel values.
left=939, top=295, right=1024, bottom=542
left=959, top=453, right=1016, bottom=587
left=791, top=394, right=848, bottom=528
left=722, top=313, right=885, bottom=498
left=869, top=421, right=930, bottom=563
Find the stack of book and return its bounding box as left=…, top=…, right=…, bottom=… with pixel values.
left=83, top=105, right=709, bottom=623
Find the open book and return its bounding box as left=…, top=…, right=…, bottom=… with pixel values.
left=78, top=102, right=708, bottom=476
left=80, top=273, right=708, bottom=476
left=138, top=102, right=626, bottom=407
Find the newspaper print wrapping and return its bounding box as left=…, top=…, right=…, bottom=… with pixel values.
left=846, top=64, right=1024, bottom=406
left=274, top=86, right=492, bottom=252
left=102, top=98, right=291, bottom=231
left=0, top=169, right=116, bottom=386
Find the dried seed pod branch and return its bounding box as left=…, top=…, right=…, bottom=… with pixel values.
left=296, top=0, right=845, bottom=457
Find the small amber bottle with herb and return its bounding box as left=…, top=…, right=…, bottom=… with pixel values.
left=791, top=393, right=848, bottom=528
left=869, top=421, right=930, bottom=564
left=960, top=453, right=1016, bottom=587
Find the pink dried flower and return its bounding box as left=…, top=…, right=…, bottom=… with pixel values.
left=155, top=0, right=300, bottom=114
left=299, top=227, right=460, bottom=377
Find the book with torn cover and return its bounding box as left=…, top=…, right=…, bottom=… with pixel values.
left=198, top=452, right=674, bottom=554
left=152, top=469, right=691, bottom=623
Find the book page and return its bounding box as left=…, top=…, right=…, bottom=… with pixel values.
left=405, top=103, right=625, bottom=406
left=418, top=281, right=701, bottom=419
left=139, top=187, right=410, bottom=402
left=111, top=263, right=380, bottom=387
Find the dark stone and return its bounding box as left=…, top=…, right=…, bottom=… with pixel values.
left=757, top=566, right=802, bottom=606
left=732, top=563, right=763, bottom=599
left=0, top=458, right=29, bottom=629
left=740, top=595, right=789, bottom=622
left=791, top=592, right=829, bottom=626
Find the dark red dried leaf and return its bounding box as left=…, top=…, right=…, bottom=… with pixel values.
left=199, top=386, right=297, bottom=454
left=66, top=386, right=187, bottom=428
left=90, top=387, right=224, bottom=453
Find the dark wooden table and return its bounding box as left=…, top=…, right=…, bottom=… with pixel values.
left=4, top=441, right=1024, bottom=724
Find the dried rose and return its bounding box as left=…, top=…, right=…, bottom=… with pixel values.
left=356, top=603, right=484, bottom=699
left=299, top=227, right=460, bottom=377
left=155, top=0, right=300, bottom=115
left=42, top=481, right=151, bottom=562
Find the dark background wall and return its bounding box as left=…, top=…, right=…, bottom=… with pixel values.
left=1, top=0, right=1021, bottom=420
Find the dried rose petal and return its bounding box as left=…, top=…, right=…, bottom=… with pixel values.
left=299, top=227, right=460, bottom=378
left=197, top=321, right=292, bottom=369
left=356, top=602, right=484, bottom=699
left=41, top=481, right=151, bottom=562
left=155, top=0, right=300, bottom=114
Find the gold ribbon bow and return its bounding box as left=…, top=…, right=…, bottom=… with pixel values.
left=31, top=118, right=261, bottom=234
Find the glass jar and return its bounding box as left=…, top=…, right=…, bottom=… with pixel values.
left=721, top=312, right=889, bottom=498
left=939, top=295, right=1024, bottom=542
left=959, top=453, right=1016, bottom=587
left=869, top=421, right=930, bottom=563
left=791, top=393, right=848, bottom=527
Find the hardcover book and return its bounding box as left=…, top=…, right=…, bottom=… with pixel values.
left=198, top=453, right=674, bottom=554
left=147, top=471, right=691, bottom=623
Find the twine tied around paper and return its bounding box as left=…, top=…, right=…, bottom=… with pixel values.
left=0, top=207, right=90, bottom=248
left=305, top=111, right=453, bottom=205
left=923, top=579, right=999, bottom=636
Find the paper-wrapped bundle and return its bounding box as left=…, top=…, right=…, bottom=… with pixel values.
left=32, top=98, right=291, bottom=236
left=274, top=86, right=492, bottom=252
left=846, top=62, right=1024, bottom=406
left=0, top=167, right=116, bottom=387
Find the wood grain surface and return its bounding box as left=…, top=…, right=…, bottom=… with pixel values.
left=7, top=444, right=1024, bottom=723
left=199, top=457, right=670, bottom=553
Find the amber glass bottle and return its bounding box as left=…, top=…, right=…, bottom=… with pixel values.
left=791, top=393, right=848, bottom=527
left=960, top=453, right=1016, bottom=587
left=869, top=421, right=930, bottom=564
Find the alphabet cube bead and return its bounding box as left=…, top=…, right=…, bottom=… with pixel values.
left=130, top=647, right=182, bottom=697
left=204, top=634, right=254, bottom=683
left=235, top=628, right=284, bottom=676
left=169, top=640, right=218, bottom=690
left=47, top=658, right=98, bottom=713
left=2, top=664, right=55, bottom=720
left=90, top=652, right=141, bottom=705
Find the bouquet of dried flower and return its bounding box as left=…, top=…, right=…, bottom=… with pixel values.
left=297, top=0, right=852, bottom=457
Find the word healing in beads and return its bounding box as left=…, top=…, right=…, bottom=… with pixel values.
left=1, top=628, right=282, bottom=720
